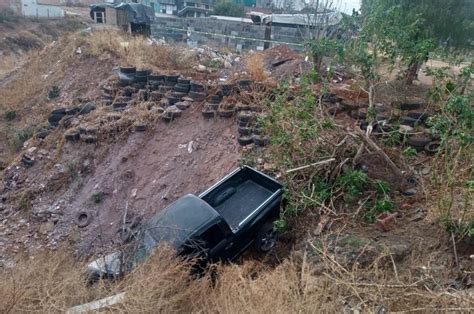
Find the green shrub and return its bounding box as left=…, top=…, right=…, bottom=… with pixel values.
left=91, top=192, right=104, bottom=204
left=403, top=146, right=417, bottom=159
left=4, top=110, right=17, bottom=122
left=48, top=86, right=60, bottom=99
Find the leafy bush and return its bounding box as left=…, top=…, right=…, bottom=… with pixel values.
left=336, top=169, right=368, bottom=202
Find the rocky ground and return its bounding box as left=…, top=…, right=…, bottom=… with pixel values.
left=0, top=20, right=472, bottom=311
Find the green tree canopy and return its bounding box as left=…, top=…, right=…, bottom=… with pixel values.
left=361, top=0, right=474, bottom=49
left=213, top=0, right=245, bottom=17
left=360, top=0, right=474, bottom=84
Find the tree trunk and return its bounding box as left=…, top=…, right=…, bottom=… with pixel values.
left=313, top=54, right=323, bottom=73
left=405, top=59, right=420, bottom=85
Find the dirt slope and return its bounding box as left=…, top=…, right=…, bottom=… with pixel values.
left=62, top=107, right=240, bottom=254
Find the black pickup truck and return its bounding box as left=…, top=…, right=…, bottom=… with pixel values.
left=87, top=166, right=284, bottom=279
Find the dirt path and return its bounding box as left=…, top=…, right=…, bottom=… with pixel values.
left=57, top=107, right=240, bottom=254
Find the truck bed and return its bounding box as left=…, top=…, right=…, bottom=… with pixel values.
left=200, top=166, right=283, bottom=231
left=213, top=180, right=273, bottom=230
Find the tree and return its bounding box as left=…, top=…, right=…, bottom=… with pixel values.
left=361, top=0, right=474, bottom=84
left=213, top=0, right=245, bottom=17
left=301, top=0, right=344, bottom=74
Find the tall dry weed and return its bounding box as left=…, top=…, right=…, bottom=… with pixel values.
left=245, top=52, right=268, bottom=82
left=1, top=245, right=472, bottom=313
left=0, top=250, right=93, bottom=313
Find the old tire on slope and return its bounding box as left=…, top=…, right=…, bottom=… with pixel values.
left=202, top=109, right=216, bottom=118
left=237, top=135, right=253, bottom=146
left=400, top=103, right=422, bottom=111
left=255, top=222, right=277, bottom=253
left=75, top=211, right=92, bottom=228
left=238, top=126, right=252, bottom=136
left=217, top=109, right=234, bottom=118
left=424, top=141, right=440, bottom=155
left=407, top=135, right=432, bottom=148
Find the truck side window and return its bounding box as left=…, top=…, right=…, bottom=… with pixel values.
left=200, top=224, right=224, bottom=248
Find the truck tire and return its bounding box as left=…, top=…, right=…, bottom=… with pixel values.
left=255, top=222, right=277, bottom=253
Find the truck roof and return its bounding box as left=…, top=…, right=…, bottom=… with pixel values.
left=144, top=194, right=219, bottom=247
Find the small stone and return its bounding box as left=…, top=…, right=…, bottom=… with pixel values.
left=399, top=125, right=414, bottom=133
left=263, top=163, right=274, bottom=171
left=257, top=158, right=264, bottom=165
left=27, top=147, right=38, bottom=154
left=39, top=221, right=55, bottom=234
left=131, top=188, right=137, bottom=198
left=197, top=64, right=207, bottom=72
left=421, top=167, right=431, bottom=175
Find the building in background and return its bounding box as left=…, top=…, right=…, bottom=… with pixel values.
left=0, top=0, right=64, bottom=18
left=90, top=2, right=154, bottom=35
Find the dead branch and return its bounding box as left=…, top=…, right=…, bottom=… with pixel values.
left=286, top=158, right=336, bottom=174
left=355, top=127, right=403, bottom=177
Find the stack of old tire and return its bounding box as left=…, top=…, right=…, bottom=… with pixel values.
left=101, top=85, right=114, bottom=106
left=236, top=111, right=269, bottom=147
left=217, top=101, right=235, bottom=118
left=201, top=95, right=222, bottom=118
left=133, top=68, right=150, bottom=90
left=346, top=97, right=439, bottom=155
left=118, top=66, right=136, bottom=87
left=236, top=79, right=253, bottom=92
left=44, top=102, right=98, bottom=144
left=391, top=102, right=438, bottom=154
left=160, top=75, right=184, bottom=122
left=189, top=81, right=207, bottom=101
left=173, top=77, right=190, bottom=98
left=148, top=74, right=164, bottom=91
left=221, top=83, right=236, bottom=96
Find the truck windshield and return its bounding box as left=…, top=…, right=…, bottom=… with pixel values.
left=132, top=229, right=157, bottom=264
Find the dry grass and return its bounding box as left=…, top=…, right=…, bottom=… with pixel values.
left=0, top=250, right=93, bottom=313
left=245, top=52, right=268, bottom=82
left=1, top=243, right=472, bottom=313
left=87, top=29, right=196, bottom=71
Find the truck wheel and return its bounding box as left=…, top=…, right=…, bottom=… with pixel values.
left=255, top=222, right=277, bottom=253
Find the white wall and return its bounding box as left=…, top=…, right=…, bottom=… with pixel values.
left=160, top=4, right=176, bottom=14
left=21, top=0, right=64, bottom=18
left=272, top=0, right=360, bottom=14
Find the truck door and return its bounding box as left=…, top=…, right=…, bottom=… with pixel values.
left=198, top=221, right=237, bottom=261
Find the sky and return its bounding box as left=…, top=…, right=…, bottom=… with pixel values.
left=339, top=0, right=361, bottom=14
